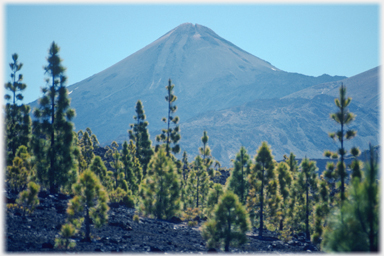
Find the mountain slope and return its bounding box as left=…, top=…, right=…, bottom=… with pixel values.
left=283, top=67, right=379, bottom=111
left=179, top=66, right=379, bottom=166
left=30, top=23, right=345, bottom=145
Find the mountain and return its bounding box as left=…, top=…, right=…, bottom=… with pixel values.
left=179, top=67, right=379, bottom=166
left=29, top=23, right=352, bottom=166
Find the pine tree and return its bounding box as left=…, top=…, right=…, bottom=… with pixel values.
left=182, top=151, right=190, bottom=183
left=55, top=223, right=76, bottom=249
left=139, top=147, right=181, bottom=220
left=350, top=146, right=362, bottom=180
left=121, top=140, right=141, bottom=194
left=104, top=141, right=128, bottom=191
left=6, top=145, right=33, bottom=193
left=16, top=181, right=40, bottom=217
left=324, top=83, right=356, bottom=202
left=321, top=144, right=379, bottom=252
left=202, top=191, right=251, bottom=252
left=283, top=153, right=301, bottom=234
left=299, top=157, right=319, bottom=241
left=128, top=100, right=154, bottom=176
left=156, top=79, right=181, bottom=156
left=276, top=161, right=292, bottom=231
left=85, top=127, right=100, bottom=148
left=206, top=183, right=224, bottom=218
left=90, top=156, right=108, bottom=187
left=79, top=130, right=94, bottom=168
left=199, top=130, right=215, bottom=177
left=227, top=146, right=251, bottom=205
left=187, top=155, right=210, bottom=209
left=66, top=169, right=109, bottom=242
left=312, top=174, right=331, bottom=246
left=247, top=141, right=275, bottom=238
left=32, top=42, right=76, bottom=194
left=4, top=53, right=31, bottom=164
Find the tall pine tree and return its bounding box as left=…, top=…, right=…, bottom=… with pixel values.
left=227, top=146, right=251, bottom=205
left=128, top=100, right=153, bottom=176
left=299, top=157, right=319, bottom=241
left=324, top=83, right=356, bottom=202
left=247, top=141, right=275, bottom=238
left=32, top=42, right=76, bottom=194
left=156, top=79, right=180, bottom=156
left=5, top=53, right=31, bottom=164
left=199, top=130, right=214, bottom=177
left=321, top=144, right=379, bottom=252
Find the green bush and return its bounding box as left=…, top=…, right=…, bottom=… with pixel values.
left=16, top=181, right=40, bottom=217
left=109, top=187, right=135, bottom=208
left=54, top=223, right=76, bottom=249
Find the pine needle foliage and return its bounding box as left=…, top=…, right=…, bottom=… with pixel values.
left=139, top=147, right=181, bottom=220
left=202, top=191, right=251, bottom=252
left=156, top=79, right=181, bottom=156
left=78, top=130, right=95, bottom=169
left=104, top=141, right=128, bottom=191
left=206, top=183, right=224, bottom=218
left=16, top=181, right=40, bottom=217
left=90, top=156, right=108, bottom=186
left=321, top=144, right=379, bottom=252
left=4, top=53, right=31, bottom=164
left=6, top=145, right=33, bottom=193
left=55, top=223, right=77, bottom=249
left=324, top=83, right=356, bottom=202
left=246, top=141, right=275, bottom=238
left=199, top=131, right=215, bottom=177
left=227, top=146, right=251, bottom=205
left=66, top=169, right=109, bottom=242
left=298, top=157, right=319, bottom=241
left=284, top=152, right=303, bottom=234
left=186, top=155, right=210, bottom=210
left=121, top=140, right=141, bottom=194
left=32, top=42, right=76, bottom=194
left=276, top=161, right=292, bottom=231
left=129, top=100, right=154, bottom=176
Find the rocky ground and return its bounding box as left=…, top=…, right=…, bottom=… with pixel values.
left=5, top=189, right=319, bottom=253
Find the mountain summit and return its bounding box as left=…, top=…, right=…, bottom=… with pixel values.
left=31, top=23, right=352, bottom=164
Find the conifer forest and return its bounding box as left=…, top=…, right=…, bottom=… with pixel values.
left=5, top=42, right=379, bottom=253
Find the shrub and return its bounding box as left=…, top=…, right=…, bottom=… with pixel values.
left=16, top=181, right=40, bottom=217
left=109, top=187, right=135, bottom=208
left=188, top=220, right=198, bottom=227
left=202, top=191, right=250, bottom=252
left=66, top=169, right=109, bottom=242
left=54, top=223, right=76, bottom=249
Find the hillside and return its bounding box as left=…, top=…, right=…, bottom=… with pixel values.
left=178, top=67, right=379, bottom=166
left=29, top=23, right=345, bottom=151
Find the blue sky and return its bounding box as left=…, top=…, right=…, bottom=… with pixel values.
left=4, top=4, right=380, bottom=104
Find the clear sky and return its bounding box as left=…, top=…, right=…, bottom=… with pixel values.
left=4, top=3, right=380, bottom=104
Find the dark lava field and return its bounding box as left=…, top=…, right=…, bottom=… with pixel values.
left=5, top=189, right=319, bottom=253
